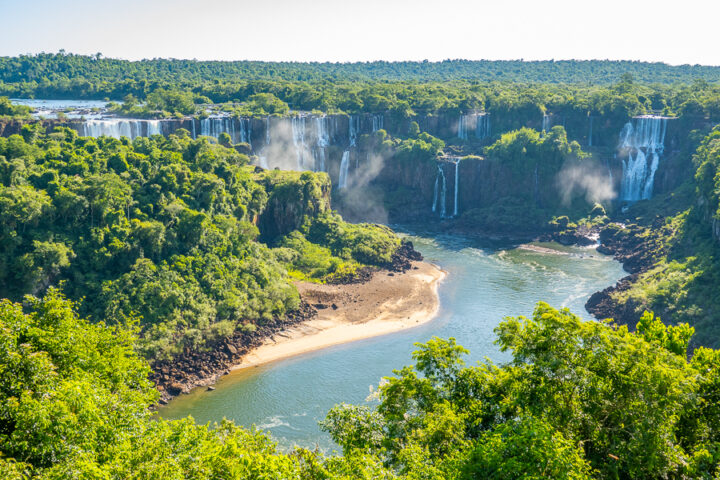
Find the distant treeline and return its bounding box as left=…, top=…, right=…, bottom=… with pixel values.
left=2, top=53, right=720, bottom=120
left=2, top=53, right=720, bottom=87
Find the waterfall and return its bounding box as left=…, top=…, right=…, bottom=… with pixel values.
left=372, top=114, right=384, bottom=132
left=458, top=115, right=470, bottom=140
left=338, top=151, right=350, bottom=189
left=237, top=118, right=252, bottom=145
left=542, top=114, right=551, bottom=132
left=349, top=115, right=359, bottom=147
left=291, top=116, right=307, bottom=170
left=314, top=116, right=330, bottom=172
left=265, top=117, right=271, bottom=146
left=81, top=119, right=164, bottom=139
left=199, top=116, right=238, bottom=142
left=339, top=116, right=360, bottom=187
left=190, top=118, right=197, bottom=139
left=432, top=163, right=447, bottom=218
left=453, top=158, right=460, bottom=217
left=475, top=114, right=491, bottom=139
left=618, top=116, right=669, bottom=202
left=588, top=116, right=594, bottom=147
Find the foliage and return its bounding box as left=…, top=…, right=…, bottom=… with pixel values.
left=5, top=55, right=720, bottom=123
left=0, top=129, right=400, bottom=360
left=0, top=96, right=31, bottom=120
left=3, top=290, right=720, bottom=478
left=323, top=303, right=720, bottom=479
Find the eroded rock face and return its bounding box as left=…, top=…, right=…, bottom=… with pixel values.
left=257, top=173, right=331, bottom=243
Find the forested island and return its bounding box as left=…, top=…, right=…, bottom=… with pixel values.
left=2, top=54, right=720, bottom=478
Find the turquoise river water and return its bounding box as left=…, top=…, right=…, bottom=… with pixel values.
left=159, top=228, right=626, bottom=451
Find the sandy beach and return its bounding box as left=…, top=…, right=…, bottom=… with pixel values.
left=232, top=261, right=445, bottom=371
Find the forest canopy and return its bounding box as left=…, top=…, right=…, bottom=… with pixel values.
left=0, top=127, right=402, bottom=361
left=2, top=296, right=718, bottom=478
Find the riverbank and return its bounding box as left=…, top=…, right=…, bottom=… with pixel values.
left=233, top=261, right=445, bottom=371
left=154, top=259, right=444, bottom=403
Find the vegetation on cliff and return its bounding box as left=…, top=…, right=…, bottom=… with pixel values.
left=2, top=295, right=719, bottom=478
left=0, top=96, right=31, bottom=121
left=0, top=128, right=402, bottom=361
left=589, top=126, right=720, bottom=348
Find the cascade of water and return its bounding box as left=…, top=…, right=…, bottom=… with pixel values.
left=190, top=118, right=197, bottom=139
left=475, top=114, right=491, bottom=139
left=291, top=116, right=307, bottom=170
left=146, top=120, right=161, bottom=136
left=237, top=118, right=252, bottom=145
left=453, top=158, right=460, bottom=217
left=458, top=115, right=469, bottom=140
left=199, top=116, right=236, bottom=141
left=81, top=119, right=163, bottom=139
left=338, top=151, right=350, bottom=189
left=432, top=163, right=447, bottom=218
left=542, top=114, right=551, bottom=132
left=588, top=116, right=594, bottom=147
left=348, top=115, right=359, bottom=147
left=265, top=117, right=271, bottom=146
left=314, top=116, right=330, bottom=172
left=372, top=114, right=384, bottom=132
left=618, top=116, right=668, bottom=202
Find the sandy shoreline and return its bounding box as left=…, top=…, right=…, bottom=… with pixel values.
left=231, top=261, right=446, bottom=371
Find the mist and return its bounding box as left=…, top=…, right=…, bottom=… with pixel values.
left=556, top=161, right=616, bottom=206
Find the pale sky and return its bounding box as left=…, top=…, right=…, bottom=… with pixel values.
left=1, top=0, right=718, bottom=65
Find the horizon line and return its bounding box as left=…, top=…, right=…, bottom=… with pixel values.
left=3, top=51, right=720, bottom=68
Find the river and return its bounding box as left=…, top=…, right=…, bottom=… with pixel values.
left=158, top=228, right=626, bottom=451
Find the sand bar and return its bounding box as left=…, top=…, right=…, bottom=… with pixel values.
left=232, top=261, right=445, bottom=370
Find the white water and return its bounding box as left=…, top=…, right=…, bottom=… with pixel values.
left=200, top=116, right=234, bottom=140
left=265, top=117, right=271, bottom=146
left=348, top=115, right=359, bottom=147
left=475, top=114, right=491, bottom=139
left=338, top=151, right=350, bottom=189
left=291, top=116, right=308, bottom=170
left=618, top=116, right=669, bottom=202
left=432, top=163, right=447, bottom=218
left=81, top=119, right=162, bottom=139
left=588, top=116, right=594, bottom=147
left=542, top=114, right=551, bottom=132
left=372, top=114, right=384, bottom=132
left=453, top=159, right=460, bottom=217
left=238, top=118, right=252, bottom=145
left=314, top=116, right=331, bottom=172
left=458, top=115, right=470, bottom=140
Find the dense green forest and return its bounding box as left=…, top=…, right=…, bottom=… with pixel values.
left=2, top=54, right=720, bottom=121
left=2, top=295, right=719, bottom=478
left=3, top=52, right=720, bottom=478
left=0, top=126, right=401, bottom=361
left=0, top=96, right=30, bottom=120
left=3, top=53, right=720, bottom=86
